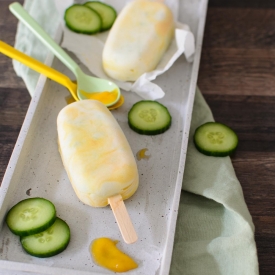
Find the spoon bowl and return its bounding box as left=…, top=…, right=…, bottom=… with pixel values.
left=9, top=2, right=121, bottom=107
left=76, top=68, right=120, bottom=104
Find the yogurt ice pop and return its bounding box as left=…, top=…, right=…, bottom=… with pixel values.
left=57, top=100, right=139, bottom=208
left=102, top=0, right=175, bottom=82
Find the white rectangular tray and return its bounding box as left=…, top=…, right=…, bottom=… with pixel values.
left=0, top=0, right=208, bottom=274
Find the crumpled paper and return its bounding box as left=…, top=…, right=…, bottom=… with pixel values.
left=54, top=0, right=195, bottom=100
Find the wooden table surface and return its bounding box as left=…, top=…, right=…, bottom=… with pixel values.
left=0, top=0, right=274, bottom=274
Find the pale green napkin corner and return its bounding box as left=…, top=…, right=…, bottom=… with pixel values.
left=12, top=1, right=259, bottom=274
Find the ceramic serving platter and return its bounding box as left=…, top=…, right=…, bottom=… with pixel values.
left=0, top=0, right=208, bottom=274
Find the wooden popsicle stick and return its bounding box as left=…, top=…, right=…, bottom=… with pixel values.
left=108, top=194, right=138, bottom=244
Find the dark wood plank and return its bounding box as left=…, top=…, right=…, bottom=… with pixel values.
left=0, top=87, right=30, bottom=181
left=203, top=8, right=275, bottom=49
left=198, top=48, right=275, bottom=96
left=198, top=8, right=275, bottom=95
left=0, top=0, right=26, bottom=89
left=209, top=0, right=275, bottom=8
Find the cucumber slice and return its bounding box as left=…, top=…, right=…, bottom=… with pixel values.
left=128, top=101, right=172, bottom=135
left=84, top=1, right=117, bottom=31
left=193, top=122, right=238, bottom=157
left=64, top=4, right=102, bottom=34
left=21, top=217, right=70, bottom=258
left=6, top=198, right=56, bottom=236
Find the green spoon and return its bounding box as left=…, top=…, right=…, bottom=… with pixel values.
left=9, top=2, right=121, bottom=107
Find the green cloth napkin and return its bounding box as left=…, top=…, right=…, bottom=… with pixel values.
left=170, top=90, right=259, bottom=275
left=13, top=0, right=259, bottom=274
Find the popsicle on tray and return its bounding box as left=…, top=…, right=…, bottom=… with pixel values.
left=57, top=100, right=139, bottom=243
left=102, top=0, right=175, bottom=82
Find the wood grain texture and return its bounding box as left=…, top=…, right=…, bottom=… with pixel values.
left=0, top=87, right=30, bottom=181
left=0, top=0, right=26, bottom=89
left=209, top=0, right=275, bottom=8
left=0, top=0, right=275, bottom=274
left=198, top=8, right=275, bottom=95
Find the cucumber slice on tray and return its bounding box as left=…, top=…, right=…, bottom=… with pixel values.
left=21, top=217, right=70, bottom=258
left=64, top=4, right=102, bottom=34
left=84, top=1, right=117, bottom=31
left=128, top=100, right=172, bottom=135
left=6, top=197, right=56, bottom=237
left=193, top=122, right=238, bottom=157
left=6, top=197, right=71, bottom=257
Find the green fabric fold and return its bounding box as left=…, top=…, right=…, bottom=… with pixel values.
left=12, top=1, right=259, bottom=274
left=170, top=90, right=258, bottom=274
left=13, top=0, right=60, bottom=94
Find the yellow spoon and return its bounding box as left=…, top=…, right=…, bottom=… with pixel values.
left=0, top=40, right=124, bottom=109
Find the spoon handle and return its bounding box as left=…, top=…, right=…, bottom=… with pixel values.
left=9, top=2, right=80, bottom=77
left=0, top=40, right=78, bottom=101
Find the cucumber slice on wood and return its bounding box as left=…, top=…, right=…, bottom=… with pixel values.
left=128, top=100, right=172, bottom=135
left=64, top=4, right=102, bottom=34
left=193, top=122, right=238, bottom=157
left=84, top=1, right=117, bottom=31
left=6, top=197, right=56, bottom=236
left=20, top=217, right=70, bottom=258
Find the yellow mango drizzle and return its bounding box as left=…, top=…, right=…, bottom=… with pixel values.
left=80, top=89, right=119, bottom=105
left=90, top=237, right=138, bottom=272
